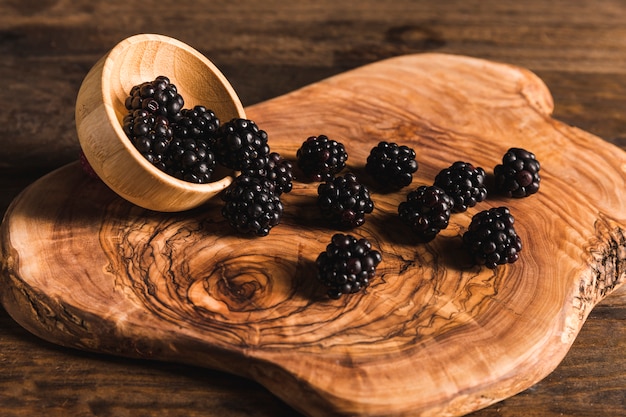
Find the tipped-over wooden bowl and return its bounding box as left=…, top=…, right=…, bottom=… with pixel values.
left=75, top=33, right=245, bottom=212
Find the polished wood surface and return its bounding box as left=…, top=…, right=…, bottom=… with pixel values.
left=1, top=1, right=626, bottom=416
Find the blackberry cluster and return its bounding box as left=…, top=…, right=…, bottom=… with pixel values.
left=463, top=206, right=522, bottom=268
left=122, top=109, right=173, bottom=169
left=164, top=137, right=215, bottom=183
left=398, top=185, right=454, bottom=242
left=79, top=149, right=99, bottom=179
left=214, top=118, right=270, bottom=174
left=296, top=135, right=348, bottom=181
left=317, top=173, right=374, bottom=229
left=316, top=233, right=382, bottom=299
left=494, top=148, right=541, bottom=198
left=365, top=141, right=418, bottom=189
left=221, top=175, right=284, bottom=236
left=122, top=77, right=223, bottom=184
left=124, top=75, right=184, bottom=117
left=434, top=161, right=487, bottom=212
left=257, top=152, right=293, bottom=195
left=172, top=105, right=220, bottom=141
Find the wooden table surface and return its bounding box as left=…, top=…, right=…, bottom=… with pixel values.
left=1, top=1, right=625, bottom=416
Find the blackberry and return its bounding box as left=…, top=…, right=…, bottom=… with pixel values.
left=365, top=141, right=418, bottom=189
left=296, top=135, right=348, bottom=181
left=463, top=206, right=522, bottom=268
left=221, top=175, right=283, bottom=236
left=79, top=149, right=99, bottom=179
left=434, top=161, right=487, bottom=213
left=172, top=105, right=220, bottom=141
left=398, top=185, right=454, bottom=242
left=164, top=137, right=216, bottom=184
left=494, top=148, right=541, bottom=198
left=124, top=75, right=184, bottom=117
left=214, top=118, right=270, bottom=173
left=316, top=233, right=382, bottom=299
left=243, top=152, right=293, bottom=195
left=317, top=173, right=374, bottom=229
left=122, top=109, right=173, bottom=170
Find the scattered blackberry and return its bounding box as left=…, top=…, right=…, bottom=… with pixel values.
left=214, top=118, right=270, bottom=173
left=296, top=135, right=348, bottom=181
left=243, top=152, right=293, bottom=195
left=494, top=148, right=541, bottom=198
left=172, top=105, right=220, bottom=141
left=221, top=175, right=283, bottom=236
left=122, top=109, right=173, bottom=170
left=125, top=75, right=184, bottom=117
left=434, top=161, right=487, bottom=213
left=398, top=185, right=454, bottom=242
left=164, top=137, right=216, bottom=183
left=79, top=149, right=99, bottom=179
left=316, top=233, right=382, bottom=299
left=463, top=206, right=522, bottom=268
left=365, top=141, right=418, bottom=189
left=317, top=173, right=374, bottom=229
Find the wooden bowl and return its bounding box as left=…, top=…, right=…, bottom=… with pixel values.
left=75, top=33, right=245, bottom=212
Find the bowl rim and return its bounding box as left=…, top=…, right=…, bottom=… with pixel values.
left=100, top=33, right=245, bottom=193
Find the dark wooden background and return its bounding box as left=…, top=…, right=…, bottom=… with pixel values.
left=1, top=1, right=625, bottom=416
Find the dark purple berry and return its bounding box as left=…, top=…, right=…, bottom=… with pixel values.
left=125, top=75, right=184, bottom=118
left=398, top=185, right=454, bottom=242
left=214, top=118, right=270, bottom=172
left=494, top=148, right=541, bottom=198
left=434, top=161, right=487, bottom=212
left=79, top=149, right=99, bottom=179
left=221, top=175, right=283, bottom=236
left=164, top=137, right=216, bottom=184
left=317, top=173, right=374, bottom=229
left=296, top=135, right=348, bottom=181
left=463, top=206, right=522, bottom=268
left=122, top=109, right=173, bottom=170
left=243, top=152, right=293, bottom=195
left=172, top=105, right=220, bottom=141
left=366, top=141, right=418, bottom=189
left=316, top=233, right=382, bottom=299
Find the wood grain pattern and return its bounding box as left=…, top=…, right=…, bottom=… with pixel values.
left=2, top=54, right=626, bottom=417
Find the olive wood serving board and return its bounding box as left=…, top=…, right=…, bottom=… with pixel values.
left=2, top=53, right=626, bottom=417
